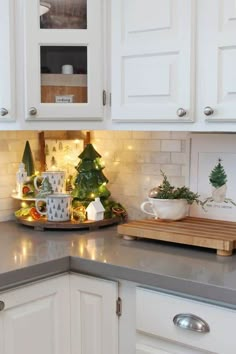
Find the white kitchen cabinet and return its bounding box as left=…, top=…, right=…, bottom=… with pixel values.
left=197, top=0, right=236, bottom=124
left=70, top=273, right=118, bottom=354
left=0, top=0, right=16, bottom=123
left=110, top=0, right=236, bottom=131
left=0, top=275, right=70, bottom=354
left=0, top=273, right=119, bottom=354
left=110, top=0, right=195, bottom=123
left=136, top=287, right=236, bottom=354
left=22, top=0, right=105, bottom=122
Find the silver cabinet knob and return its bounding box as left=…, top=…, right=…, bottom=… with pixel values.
left=0, top=108, right=8, bottom=116
left=173, top=313, right=210, bottom=333
left=29, top=107, right=37, bottom=116
left=176, top=108, right=187, bottom=117
left=204, top=106, right=214, bottom=116
left=0, top=301, right=5, bottom=311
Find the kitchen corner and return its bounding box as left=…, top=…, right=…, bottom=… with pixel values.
left=2, top=220, right=236, bottom=309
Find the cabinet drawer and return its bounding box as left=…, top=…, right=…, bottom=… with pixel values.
left=136, top=287, right=236, bottom=353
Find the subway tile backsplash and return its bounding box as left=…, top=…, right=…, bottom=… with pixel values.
left=0, top=131, right=190, bottom=222
left=90, top=131, right=190, bottom=220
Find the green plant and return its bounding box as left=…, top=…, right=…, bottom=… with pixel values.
left=154, top=171, right=201, bottom=205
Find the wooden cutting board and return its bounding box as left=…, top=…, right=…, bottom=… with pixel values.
left=117, top=217, right=236, bottom=256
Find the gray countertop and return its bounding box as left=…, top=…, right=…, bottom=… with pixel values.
left=1, top=221, right=236, bottom=308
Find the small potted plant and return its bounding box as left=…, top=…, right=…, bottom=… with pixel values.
left=141, top=171, right=202, bottom=220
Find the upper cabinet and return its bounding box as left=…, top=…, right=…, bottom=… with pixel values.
left=110, top=0, right=236, bottom=131
left=2, top=0, right=236, bottom=130
left=197, top=0, right=236, bottom=124
left=22, top=0, right=105, bottom=122
left=110, top=0, right=196, bottom=123
left=0, top=1, right=15, bottom=122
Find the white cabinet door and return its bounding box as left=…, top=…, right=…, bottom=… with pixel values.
left=0, top=0, right=15, bottom=122
left=23, top=0, right=104, bottom=121
left=70, top=274, right=118, bottom=354
left=198, top=0, right=236, bottom=123
left=111, top=0, right=195, bottom=123
left=0, top=275, right=70, bottom=354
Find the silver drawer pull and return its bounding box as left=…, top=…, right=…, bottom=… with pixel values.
left=173, top=313, right=210, bottom=333
left=0, top=301, right=5, bottom=311
left=28, top=107, right=37, bottom=116
left=176, top=108, right=187, bottom=117
left=0, top=108, right=8, bottom=116
left=204, top=106, right=214, bottom=116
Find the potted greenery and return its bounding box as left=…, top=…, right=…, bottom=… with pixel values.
left=141, top=171, right=202, bottom=220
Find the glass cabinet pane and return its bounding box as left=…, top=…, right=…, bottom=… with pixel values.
left=40, top=46, right=87, bottom=103
left=39, top=0, right=87, bottom=29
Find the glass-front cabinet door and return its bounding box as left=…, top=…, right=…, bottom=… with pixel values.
left=23, top=0, right=104, bottom=121
left=0, top=1, right=15, bottom=122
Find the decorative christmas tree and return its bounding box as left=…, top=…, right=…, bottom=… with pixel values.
left=72, top=144, right=110, bottom=201
left=72, top=143, right=127, bottom=220
left=22, top=141, right=35, bottom=176
left=209, top=159, right=227, bottom=188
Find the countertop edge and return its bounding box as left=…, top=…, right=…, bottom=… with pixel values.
left=70, top=257, right=236, bottom=309
left=0, top=257, right=70, bottom=292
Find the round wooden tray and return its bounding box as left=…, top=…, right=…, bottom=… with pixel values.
left=16, top=216, right=120, bottom=231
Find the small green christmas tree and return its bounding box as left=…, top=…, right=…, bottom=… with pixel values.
left=72, top=144, right=127, bottom=220
left=72, top=144, right=110, bottom=201
left=209, top=159, right=227, bottom=188
left=22, top=141, right=35, bottom=176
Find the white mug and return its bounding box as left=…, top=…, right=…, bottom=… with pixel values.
left=35, top=193, right=72, bottom=222
left=62, top=64, right=73, bottom=74
left=34, top=171, right=65, bottom=193
left=140, top=198, right=189, bottom=220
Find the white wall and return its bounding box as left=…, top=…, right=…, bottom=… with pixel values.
left=0, top=130, right=190, bottom=221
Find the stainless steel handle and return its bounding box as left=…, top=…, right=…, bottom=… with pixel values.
left=0, top=108, right=8, bottom=116
left=173, top=313, right=210, bottom=333
left=29, top=107, right=37, bottom=116
left=0, top=301, right=5, bottom=311
left=176, top=108, right=187, bottom=117
left=204, top=106, right=214, bottom=116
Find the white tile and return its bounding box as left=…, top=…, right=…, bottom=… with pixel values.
left=160, top=164, right=182, bottom=176
left=151, top=131, right=171, bottom=139
left=132, top=131, right=152, bottom=139
left=150, top=152, right=171, bottom=164
left=161, top=140, right=182, bottom=152
left=171, top=132, right=190, bottom=139
left=171, top=152, right=187, bottom=164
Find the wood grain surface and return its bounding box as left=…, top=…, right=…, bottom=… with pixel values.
left=118, top=217, right=236, bottom=256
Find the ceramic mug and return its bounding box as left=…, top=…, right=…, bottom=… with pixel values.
left=35, top=193, right=72, bottom=222
left=34, top=171, right=65, bottom=193
left=140, top=198, right=189, bottom=220
left=62, top=64, right=73, bottom=74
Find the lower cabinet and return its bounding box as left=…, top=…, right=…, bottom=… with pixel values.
left=70, top=274, right=118, bottom=354
left=1, top=273, right=236, bottom=354
left=0, top=274, right=119, bottom=354
left=0, top=275, right=70, bottom=354
left=136, top=287, right=236, bottom=354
